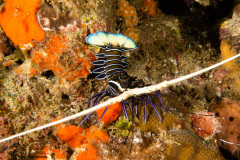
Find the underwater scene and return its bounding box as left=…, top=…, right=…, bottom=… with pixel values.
left=0, top=0, right=239, bottom=159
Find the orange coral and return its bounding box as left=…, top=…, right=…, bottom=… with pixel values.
left=36, top=147, right=67, bottom=160
left=0, top=0, right=45, bottom=46
left=19, top=42, right=35, bottom=52
left=86, top=126, right=110, bottom=143
left=220, top=40, right=240, bottom=85
left=220, top=40, right=238, bottom=71
left=13, top=61, right=40, bottom=76
left=56, top=123, right=85, bottom=148
left=31, top=35, right=95, bottom=81
left=56, top=124, right=109, bottom=148
left=56, top=125, right=85, bottom=148
left=75, top=126, right=109, bottom=160
left=75, top=143, right=98, bottom=160
left=116, top=0, right=140, bottom=43
left=125, top=16, right=138, bottom=27
left=96, top=102, right=123, bottom=125
left=141, top=0, right=157, bottom=16
left=3, top=60, right=14, bottom=67
left=56, top=124, right=109, bottom=160
left=124, top=27, right=140, bottom=44
left=28, top=67, right=39, bottom=76
left=117, top=0, right=137, bottom=18
left=56, top=124, right=83, bottom=148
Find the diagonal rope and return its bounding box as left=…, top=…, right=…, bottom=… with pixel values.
left=0, top=53, right=240, bottom=143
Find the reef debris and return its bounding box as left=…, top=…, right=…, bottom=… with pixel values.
left=191, top=110, right=222, bottom=139
left=0, top=117, right=18, bottom=159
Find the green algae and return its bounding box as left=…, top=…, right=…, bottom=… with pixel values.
left=109, top=117, right=139, bottom=137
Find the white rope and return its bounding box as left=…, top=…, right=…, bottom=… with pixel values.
left=219, top=139, right=240, bottom=146
left=0, top=53, right=240, bottom=143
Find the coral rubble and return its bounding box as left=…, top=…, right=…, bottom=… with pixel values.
left=0, top=117, right=18, bottom=159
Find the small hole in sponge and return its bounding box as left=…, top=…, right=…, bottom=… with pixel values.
left=61, top=94, right=70, bottom=104
left=230, top=132, right=233, bottom=135
left=16, top=59, right=24, bottom=65
left=41, top=70, right=55, bottom=79
left=62, top=94, right=69, bottom=100
left=229, top=117, right=234, bottom=121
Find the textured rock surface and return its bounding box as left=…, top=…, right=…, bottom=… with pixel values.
left=210, top=99, right=240, bottom=158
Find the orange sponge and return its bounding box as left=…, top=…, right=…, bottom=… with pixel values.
left=56, top=124, right=85, bottom=148
left=86, top=126, right=110, bottom=143
left=75, top=143, right=98, bottom=160
left=56, top=124, right=109, bottom=160
left=124, top=27, right=140, bottom=44
left=220, top=40, right=238, bottom=71
left=31, top=35, right=95, bottom=81
left=56, top=124, right=109, bottom=147
left=0, top=0, right=45, bottom=46
left=142, top=0, right=157, bottom=16
left=96, top=102, right=123, bottom=125
left=74, top=126, right=109, bottom=160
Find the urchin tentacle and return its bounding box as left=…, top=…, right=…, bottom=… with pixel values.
left=125, top=100, right=132, bottom=112
left=97, top=106, right=109, bottom=124
left=131, top=98, right=135, bottom=124
left=94, top=92, right=111, bottom=105
left=87, top=91, right=107, bottom=121
left=91, top=90, right=107, bottom=107
left=136, top=97, right=188, bottom=123
left=142, top=100, right=147, bottom=124
left=121, top=101, right=129, bottom=121
left=156, top=90, right=166, bottom=113
left=78, top=113, right=91, bottom=127
left=79, top=90, right=110, bottom=126
left=146, top=95, right=162, bottom=122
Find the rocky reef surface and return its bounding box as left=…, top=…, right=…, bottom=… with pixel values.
left=0, top=0, right=239, bottom=159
